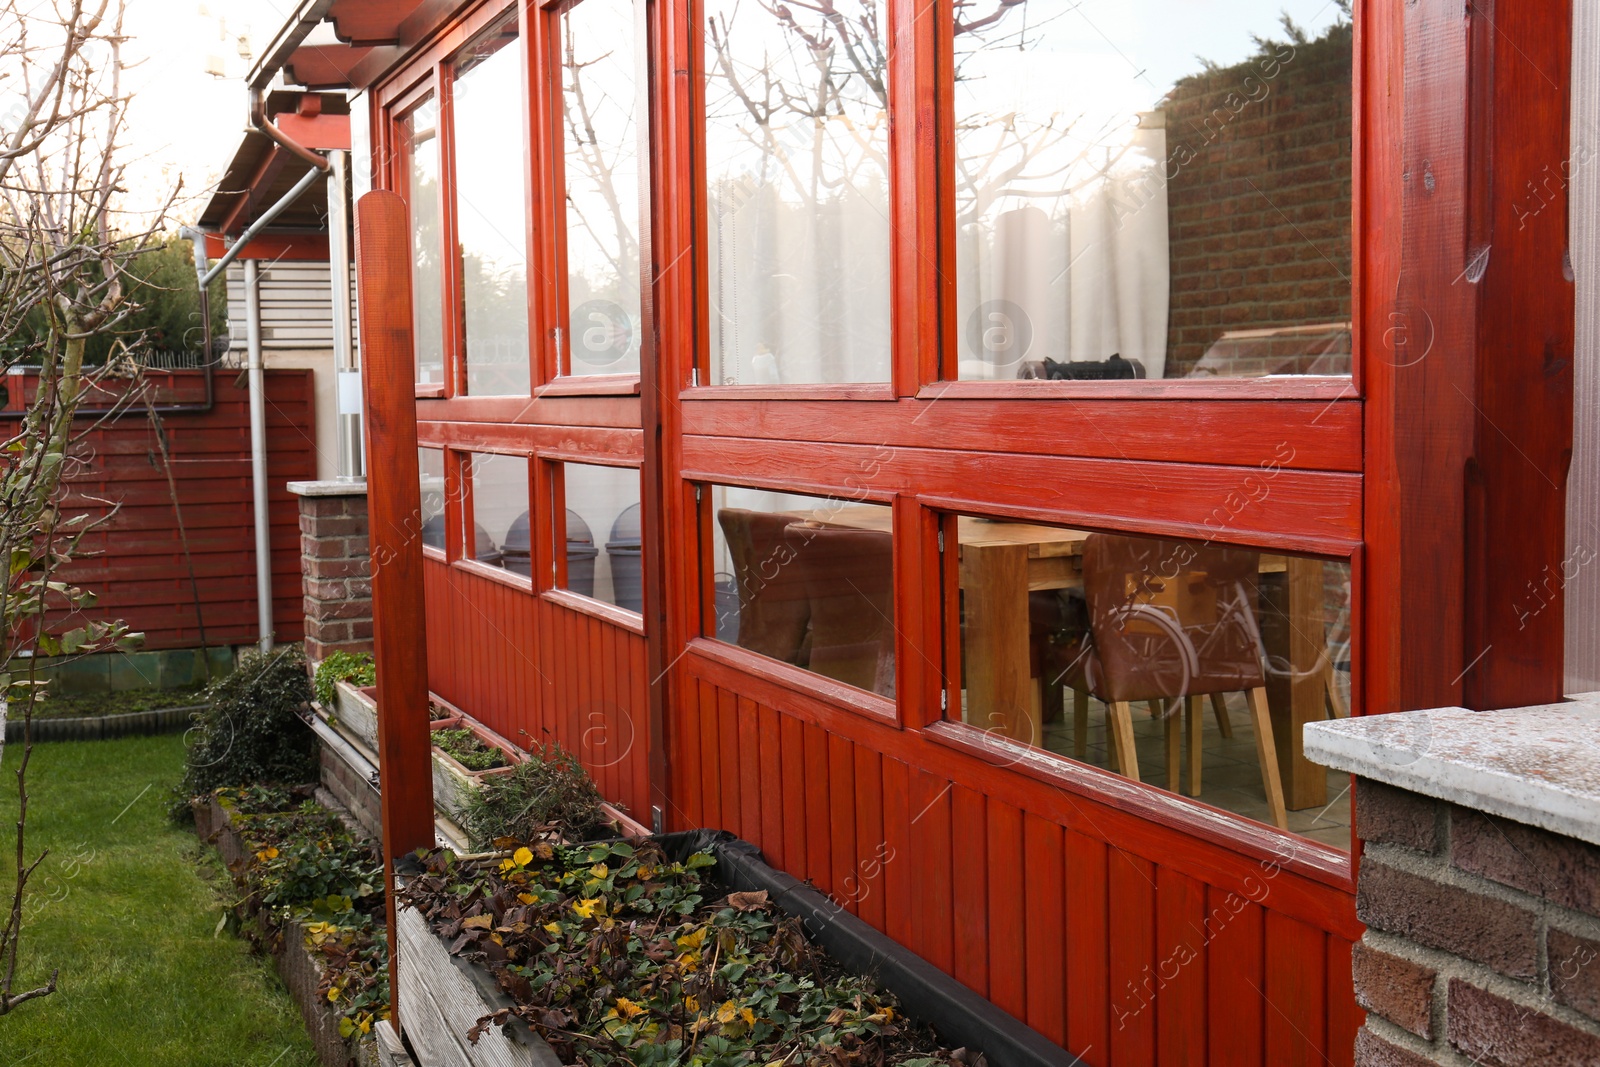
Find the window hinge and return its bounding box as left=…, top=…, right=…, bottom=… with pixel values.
left=694, top=484, right=703, bottom=503
left=940, top=690, right=948, bottom=711
left=937, top=528, right=945, bottom=553
left=690, top=366, right=700, bottom=388
left=552, top=326, right=564, bottom=351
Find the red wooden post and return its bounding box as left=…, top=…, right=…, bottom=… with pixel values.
left=355, top=190, right=435, bottom=1030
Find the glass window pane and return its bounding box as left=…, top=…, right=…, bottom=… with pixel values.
left=560, top=463, right=643, bottom=612
left=402, top=97, right=445, bottom=386
left=456, top=16, right=532, bottom=395
left=952, top=2, right=1352, bottom=381
left=467, top=453, right=529, bottom=568
left=707, top=488, right=894, bottom=697
left=944, top=515, right=1352, bottom=850
left=703, top=0, right=891, bottom=386
left=561, top=0, right=642, bottom=376
left=419, top=447, right=446, bottom=551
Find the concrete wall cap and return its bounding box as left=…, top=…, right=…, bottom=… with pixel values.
left=287, top=479, right=368, bottom=497
left=1305, top=693, right=1600, bottom=847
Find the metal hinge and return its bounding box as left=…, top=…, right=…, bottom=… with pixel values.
left=940, top=690, right=948, bottom=711
left=937, top=528, right=945, bottom=553
left=690, top=366, right=700, bottom=388
left=694, top=484, right=702, bottom=503
left=553, top=326, right=564, bottom=351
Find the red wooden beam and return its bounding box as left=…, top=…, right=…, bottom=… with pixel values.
left=355, top=190, right=435, bottom=1034
left=201, top=232, right=330, bottom=263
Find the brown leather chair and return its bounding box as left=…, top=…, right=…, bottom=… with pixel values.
left=1048, top=533, right=1286, bottom=829
left=785, top=522, right=895, bottom=696
left=716, top=508, right=812, bottom=666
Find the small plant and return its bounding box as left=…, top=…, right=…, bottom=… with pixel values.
left=173, top=646, right=317, bottom=818
left=432, top=727, right=507, bottom=773
left=456, top=743, right=609, bottom=848
left=312, top=651, right=375, bottom=708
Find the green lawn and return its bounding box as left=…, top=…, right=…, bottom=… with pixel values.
left=0, top=734, right=318, bottom=1066
left=25, top=685, right=208, bottom=720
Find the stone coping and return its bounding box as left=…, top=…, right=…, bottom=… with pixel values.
left=1304, top=691, right=1600, bottom=847
left=287, top=478, right=367, bottom=497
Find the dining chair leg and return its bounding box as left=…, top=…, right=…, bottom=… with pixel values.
left=1165, top=706, right=1181, bottom=792
left=1186, top=695, right=1203, bottom=797
left=1209, top=691, right=1233, bottom=737
left=1108, top=700, right=1140, bottom=783
left=1145, top=699, right=1161, bottom=718
left=1245, top=686, right=1287, bottom=829
left=1073, top=689, right=1089, bottom=759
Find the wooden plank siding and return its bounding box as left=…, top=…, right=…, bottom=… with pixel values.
left=421, top=557, right=651, bottom=819
left=665, top=659, right=1360, bottom=1066
left=42, top=368, right=314, bottom=650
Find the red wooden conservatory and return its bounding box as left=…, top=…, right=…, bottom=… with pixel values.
left=252, top=0, right=1577, bottom=1062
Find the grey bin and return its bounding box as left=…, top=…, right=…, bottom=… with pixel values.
left=422, top=515, right=501, bottom=565
left=500, top=510, right=595, bottom=596
left=605, top=503, right=643, bottom=613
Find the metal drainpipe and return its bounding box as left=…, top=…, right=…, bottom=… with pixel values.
left=245, top=258, right=274, bottom=653
left=327, top=149, right=364, bottom=481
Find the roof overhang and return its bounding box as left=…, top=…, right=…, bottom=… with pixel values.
left=252, top=0, right=458, bottom=93
left=197, top=91, right=348, bottom=258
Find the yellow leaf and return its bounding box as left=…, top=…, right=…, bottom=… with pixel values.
left=518, top=892, right=538, bottom=905
left=513, top=846, right=534, bottom=867
left=589, top=863, right=609, bottom=878
left=616, top=997, right=644, bottom=1019
left=715, top=1001, right=738, bottom=1025
left=543, top=922, right=561, bottom=935
left=327, top=987, right=341, bottom=1003
left=572, top=898, right=602, bottom=920
left=498, top=858, right=515, bottom=873
left=676, top=927, right=707, bottom=950
left=741, top=1007, right=756, bottom=1025
left=462, top=914, right=493, bottom=930
left=684, top=995, right=700, bottom=1013
left=255, top=847, right=279, bottom=862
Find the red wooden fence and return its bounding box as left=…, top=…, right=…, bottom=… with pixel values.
left=31, top=368, right=317, bottom=650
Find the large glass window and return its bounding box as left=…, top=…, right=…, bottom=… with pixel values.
left=559, top=0, right=642, bottom=377
left=952, top=1, right=1352, bottom=382
left=557, top=462, right=643, bottom=612
left=455, top=13, right=532, bottom=395
left=465, top=452, right=530, bottom=568
left=706, top=488, right=894, bottom=697
left=942, top=513, right=1352, bottom=849
left=702, top=0, right=891, bottom=386
left=400, top=97, right=445, bottom=386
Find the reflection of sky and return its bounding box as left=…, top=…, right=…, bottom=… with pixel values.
left=453, top=43, right=528, bottom=280
left=957, top=0, right=1346, bottom=129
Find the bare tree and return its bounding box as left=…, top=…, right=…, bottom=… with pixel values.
left=0, top=0, right=164, bottom=1015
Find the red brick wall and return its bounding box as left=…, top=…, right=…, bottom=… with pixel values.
left=1350, top=778, right=1600, bottom=1065
left=298, top=491, right=373, bottom=662
left=1163, top=27, right=1353, bottom=378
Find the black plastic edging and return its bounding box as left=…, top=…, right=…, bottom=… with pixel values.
left=4, top=704, right=205, bottom=744
left=656, top=830, right=1085, bottom=1067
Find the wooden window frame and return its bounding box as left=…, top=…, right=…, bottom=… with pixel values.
left=454, top=447, right=538, bottom=593
left=543, top=455, right=649, bottom=631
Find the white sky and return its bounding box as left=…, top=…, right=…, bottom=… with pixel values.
left=118, top=0, right=286, bottom=225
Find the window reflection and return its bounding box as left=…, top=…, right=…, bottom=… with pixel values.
left=707, top=488, right=894, bottom=696
left=561, top=0, right=642, bottom=376
left=419, top=447, right=446, bottom=551
left=702, top=0, right=891, bottom=386
left=952, top=0, right=1352, bottom=381
left=947, top=514, right=1352, bottom=849
left=558, top=463, right=643, bottom=612
left=401, top=98, right=444, bottom=386
left=456, top=15, right=531, bottom=395
left=466, top=453, right=528, bottom=567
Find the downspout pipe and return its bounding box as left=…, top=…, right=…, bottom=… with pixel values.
left=245, top=258, right=275, bottom=654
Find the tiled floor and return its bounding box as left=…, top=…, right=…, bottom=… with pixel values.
left=1036, top=689, right=1354, bottom=852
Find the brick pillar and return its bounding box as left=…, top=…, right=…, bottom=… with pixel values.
left=1348, top=779, right=1600, bottom=1066
left=288, top=481, right=372, bottom=663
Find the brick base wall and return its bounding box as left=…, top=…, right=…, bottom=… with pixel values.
left=320, top=744, right=382, bottom=841
left=297, top=489, right=373, bottom=663
left=1351, top=777, right=1600, bottom=1066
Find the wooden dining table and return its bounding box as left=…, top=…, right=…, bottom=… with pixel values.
left=810, top=507, right=1336, bottom=809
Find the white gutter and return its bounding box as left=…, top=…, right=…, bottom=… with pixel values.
left=244, top=258, right=274, bottom=653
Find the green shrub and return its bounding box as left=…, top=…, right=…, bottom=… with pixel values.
left=312, top=651, right=375, bottom=708
left=456, top=744, right=609, bottom=848
left=173, top=646, right=317, bottom=815
left=432, top=727, right=507, bottom=772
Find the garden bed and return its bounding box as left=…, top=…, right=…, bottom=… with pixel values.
left=194, top=785, right=387, bottom=1067
left=396, top=834, right=1078, bottom=1067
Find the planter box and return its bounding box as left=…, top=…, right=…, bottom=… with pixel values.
left=429, top=717, right=522, bottom=821
left=331, top=681, right=380, bottom=753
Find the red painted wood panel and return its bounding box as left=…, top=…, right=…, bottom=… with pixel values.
left=46, top=369, right=314, bottom=650
left=1155, top=868, right=1207, bottom=1067
left=950, top=786, right=988, bottom=997
left=1065, top=831, right=1110, bottom=1065
left=1264, top=912, right=1327, bottom=1067
left=986, top=799, right=1026, bottom=1022
left=1023, top=814, right=1066, bottom=1046
left=1207, top=887, right=1265, bottom=1067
